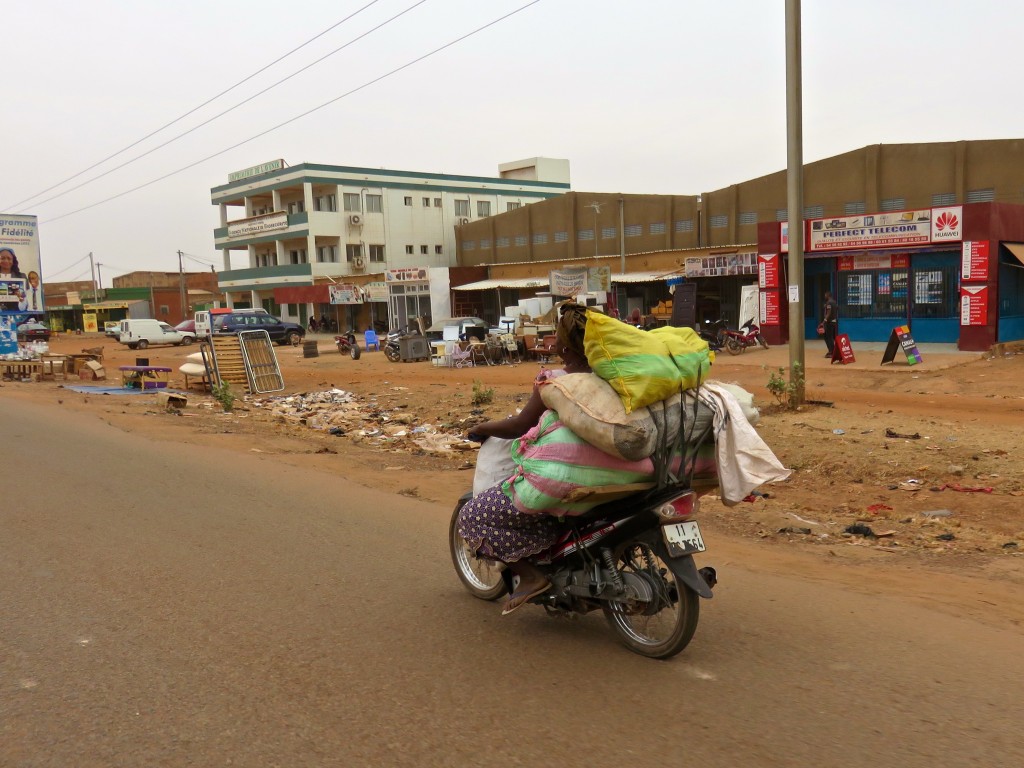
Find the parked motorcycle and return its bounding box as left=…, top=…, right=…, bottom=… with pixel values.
left=721, top=318, right=769, bottom=355
left=450, top=424, right=717, bottom=659
left=696, top=318, right=728, bottom=351
left=334, top=331, right=361, bottom=359
left=384, top=325, right=420, bottom=363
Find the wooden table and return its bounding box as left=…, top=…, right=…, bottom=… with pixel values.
left=119, top=365, right=172, bottom=389
left=0, top=360, right=43, bottom=380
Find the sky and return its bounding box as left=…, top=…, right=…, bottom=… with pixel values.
left=2, top=0, right=1019, bottom=285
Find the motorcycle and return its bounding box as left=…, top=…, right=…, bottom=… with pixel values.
left=696, top=318, right=728, bottom=351
left=450, top=422, right=717, bottom=659
left=334, top=331, right=361, bottom=360
left=383, top=325, right=420, bottom=363
left=721, top=318, right=769, bottom=355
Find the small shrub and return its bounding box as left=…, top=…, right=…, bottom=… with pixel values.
left=211, top=381, right=236, bottom=412
left=765, top=363, right=804, bottom=409
left=471, top=379, right=494, bottom=406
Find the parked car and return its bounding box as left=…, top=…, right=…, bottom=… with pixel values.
left=212, top=312, right=305, bottom=346
left=118, top=318, right=196, bottom=349
left=174, top=319, right=197, bottom=335
left=17, top=321, right=51, bottom=342
left=104, top=321, right=122, bottom=338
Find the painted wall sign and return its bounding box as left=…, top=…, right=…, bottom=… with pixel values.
left=759, top=290, right=781, bottom=325
left=227, top=211, right=289, bottom=239
left=961, top=240, right=990, bottom=281
left=960, top=285, right=989, bottom=326
left=385, top=267, right=429, bottom=283
left=328, top=284, right=362, bottom=305
left=758, top=253, right=780, bottom=288
left=228, top=159, right=285, bottom=182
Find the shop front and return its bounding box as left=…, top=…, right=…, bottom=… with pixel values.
left=757, top=203, right=1024, bottom=351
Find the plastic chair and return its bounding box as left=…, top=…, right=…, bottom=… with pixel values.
left=502, top=334, right=521, bottom=364
left=364, top=329, right=380, bottom=351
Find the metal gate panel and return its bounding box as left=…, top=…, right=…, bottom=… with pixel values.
left=238, top=330, right=284, bottom=393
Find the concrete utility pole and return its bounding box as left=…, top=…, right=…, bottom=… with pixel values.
left=95, top=263, right=103, bottom=292
left=786, top=0, right=806, bottom=404
left=618, top=197, right=626, bottom=274
left=88, top=251, right=98, bottom=301
left=178, top=250, right=187, bottom=321
left=588, top=202, right=603, bottom=259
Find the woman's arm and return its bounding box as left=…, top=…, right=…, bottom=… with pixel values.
left=471, top=385, right=547, bottom=440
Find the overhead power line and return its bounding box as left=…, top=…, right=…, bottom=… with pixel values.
left=39, top=252, right=92, bottom=279
left=16, top=0, right=429, bottom=213
left=3, top=0, right=386, bottom=212
left=40, top=0, right=543, bottom=226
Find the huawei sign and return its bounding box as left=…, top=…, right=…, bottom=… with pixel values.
left=931, top=206, right=963, bottom=241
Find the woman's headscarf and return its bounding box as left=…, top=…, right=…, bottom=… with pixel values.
left=556, top=302, right=588, bottom=359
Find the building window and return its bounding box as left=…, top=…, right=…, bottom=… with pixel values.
left=160, top=305, right=170, bottom=315
left=532, top=233, right=548, bottom=245
left=775, top=209, right=788, bottom=222
left=880, top=197, right=905, bottom=211
left=931, top=192, right=956, bottom=206
left=454, top=199, right=470, bottom=217
left=554, top=231, right=568, bottom=242
left=675, top=219, right=695, bottom=232
left=420, top=245, right=428, bottom=254
left=404, top=196, right=413, bottom=206
left=496, top=236, right=510, bottom=248
left=804, top=205, right=823, bottom=219
left=514, top=235, right=527, bottom=247
left=316, top=245, right=339, bottom=263
left=314, top=194, right=336, bottom=212
left=369, top=244, right=385, bottom=263
left=289, top=249, right=307, bottom=264
left=435, top=245, right=443, bottom=254
left=366, top=194, right=383, bottom=213
left=477, top=201, right=491, bottom=217
left=578, top=229, right=595, bottom=241
left=345, top=244, right=362, bottom=262
left=507, top=202, right=521, bottom=211
left=624, top=224, right=642, bottom=237
left=649, top=222, right=666, bottom=235
left=601, top=226, right=617, bottom=239
left=463, top=241, right=476, bottom=251
left=343, top=193, right=361, bottom=212
left=845, top=201, right=866, bottom=215
left=421, top=197, right=430, bottom=207
left=709, top=215, right=728, bottom=229
left=966, top=188, right=995, bottom=203
left=738, top=211, right=757, bottom=226
left=433, top=198, right=442, bottom=207
left=405, top=245, right=413, bottom=254
left=287, top=200, right=304, bottom=214
left=478, top=239, right=490, bottom=249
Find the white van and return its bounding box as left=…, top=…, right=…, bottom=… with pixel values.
left=119, top=319, right=196, bottom=349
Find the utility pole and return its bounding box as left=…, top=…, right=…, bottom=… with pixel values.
left=618, top=197, right=626, bottom=274
left=588, top=202, right=603, bottom=259
left=178, top=250, right=187, bottom=321
left=786, top=0, right=806, bottom=404
left=95, top=263, right=103, bottom=293
left=88, top=251, right=98, bottom=302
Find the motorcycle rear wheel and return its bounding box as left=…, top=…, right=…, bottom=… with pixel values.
left=725, top=337, right=743, bottom=355
left=603, top=540, right=699, bottom=659
left=449, top=498, right=507, bottom=601
left=349, top=344, right=361, bottom=360
left=758, top=336, right=769, bottom=350
left=385, top=346, right=401, bottom=362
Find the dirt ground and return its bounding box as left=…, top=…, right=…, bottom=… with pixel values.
left=7, top=331, right=1024, bottom=583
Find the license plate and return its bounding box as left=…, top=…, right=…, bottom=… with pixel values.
left=662, top=521, right=706, bottom=557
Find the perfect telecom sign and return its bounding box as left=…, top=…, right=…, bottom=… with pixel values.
left=228, top=159, right=285, bottom=182
left=807, top=206, right=963, bottom=252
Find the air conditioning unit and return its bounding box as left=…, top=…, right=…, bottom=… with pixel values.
left=352, top=256, right=365, bottom=270
left=349, top=214, right=363, bottom=226
left=457, top=217, right=470, bottom=226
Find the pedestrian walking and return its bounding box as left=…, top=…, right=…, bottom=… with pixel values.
left=822, top=290, right=838, bottom=357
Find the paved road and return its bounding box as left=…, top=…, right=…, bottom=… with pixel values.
left=2, top=398, right=1021, bottom=767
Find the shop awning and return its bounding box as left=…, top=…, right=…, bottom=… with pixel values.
left=610, top=271, right=679, bottom=284
left=1006, top=243, right=1024, bottom=266
left=452, top=277, right=550, bottom=291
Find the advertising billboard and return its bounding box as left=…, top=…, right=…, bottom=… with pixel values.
left=0, top=214, right=43, bottom=352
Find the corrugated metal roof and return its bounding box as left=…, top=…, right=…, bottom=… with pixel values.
left=452, top=277, right=550, bottom=291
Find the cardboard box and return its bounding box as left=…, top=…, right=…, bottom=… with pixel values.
left=79, top=360, right=106, bottom=380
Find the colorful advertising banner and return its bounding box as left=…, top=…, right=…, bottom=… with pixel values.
left=807, top=206, right=962, bottom=252
left=960, top=285, right=989, bottom=326
left=328, top=284, right=362, bottom=305
left=363, top=281, right=388, bottom=302
left=759, top=290, right=781, bottom=325
left=0, top=214, right=43, bottom=352
left=548, top=266, right=611, bottom=296
left=837, top=253, right=911, bottom=271
left=685, top=252, right=757, bottom=279
left=385, top=267, right=428, bottom=283
left=961, top=241, right=990, bottom=281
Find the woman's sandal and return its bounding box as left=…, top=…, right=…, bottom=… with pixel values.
left=501, top=580, right=550, bottom=616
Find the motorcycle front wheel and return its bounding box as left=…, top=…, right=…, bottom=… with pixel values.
left=449, top=498, right=507, bottom=601
left=385, top=345, right=401, bottom=362
left=725, top=337, right=743, bottom=355
left=349, top=344, right=361, bottom=360
left=603, top=540, right=699, bottom=659
left=759, top=336, right=769, bottom=350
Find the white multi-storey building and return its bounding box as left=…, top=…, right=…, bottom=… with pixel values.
left=211, top=157, right=569, bottom=330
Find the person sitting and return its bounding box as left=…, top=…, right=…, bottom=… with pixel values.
left=456, top=303, right=591, bottom=615
left=308, top=317, right=319, bottom=333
